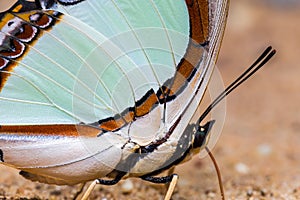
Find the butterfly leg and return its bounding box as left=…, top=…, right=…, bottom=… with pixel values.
left=166, top=167, right=175, bottom=191
left=167, top=167, right=175, bottom=177
left=80, top=179, right=98, bottom=200
left=164, top=174, right=178, bottom=200
left=80, top=175, right=123, bottom=200
left=141, top=174, right=179, bottom=200
left=73, top=182, right=86, bottom=200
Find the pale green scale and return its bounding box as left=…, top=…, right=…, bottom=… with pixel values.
left=0, top=15, right=137, bottom=124
left=57, top=0, right=190, bottom=86
left=57, top=0, right=190, bottom=120
left=0, top=0, right=190, bottom=125
left=0, top=74, right=76, bottom=124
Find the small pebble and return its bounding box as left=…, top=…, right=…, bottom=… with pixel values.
left=235, top=163, right=249, bottom=174
left=260, top=188, right=268, bottom=196
left=121, top=179, right=134, bottom=194
left=293, top=188, right=299, bottom=193
left=247, top=189, right=253, bottom=197
left=50, top=190, right=61, bottom=196
left=207, top=192, right=216, bottom=198
left=257, top=144, right=272, bottom=156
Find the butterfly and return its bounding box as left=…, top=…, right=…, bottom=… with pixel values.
left=0, top=0, right=276, bottom=199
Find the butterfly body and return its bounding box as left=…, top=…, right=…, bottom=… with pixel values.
left=0, top=0, right=229, bottom=190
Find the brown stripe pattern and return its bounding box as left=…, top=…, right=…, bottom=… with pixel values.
left=0, top=3, right=62, bottom=91
left=0, top=124, right=100, bottom=137
left=94, top=0, right=210, bottom=133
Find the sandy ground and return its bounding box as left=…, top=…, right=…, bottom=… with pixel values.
left=0, top=0, right=299, bottom=199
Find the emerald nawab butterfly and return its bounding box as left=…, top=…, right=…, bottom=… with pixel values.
left=0, top=0, right=275, bottom=199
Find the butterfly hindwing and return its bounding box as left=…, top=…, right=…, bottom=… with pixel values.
left=1, top=0, right=191, bottom=126
left=0, top=0, right=230, bottom=185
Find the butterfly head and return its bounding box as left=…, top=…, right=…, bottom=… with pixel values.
left=193, top=120, right=215, bottom=149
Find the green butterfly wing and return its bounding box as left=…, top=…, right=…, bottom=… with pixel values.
left=0, top=0, right=230, bottom=185
left=0, top=0, right=189, bottom=125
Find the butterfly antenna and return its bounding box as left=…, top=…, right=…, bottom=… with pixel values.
left=198, top=46, right=276, bottom=123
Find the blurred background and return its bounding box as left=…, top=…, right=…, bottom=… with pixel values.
left=0, top=0, right=299, bottom=199
left=205, top=0, right=300, bottom=199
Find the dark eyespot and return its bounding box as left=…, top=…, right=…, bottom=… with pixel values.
left=8, top=21, right=14, bottom=27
